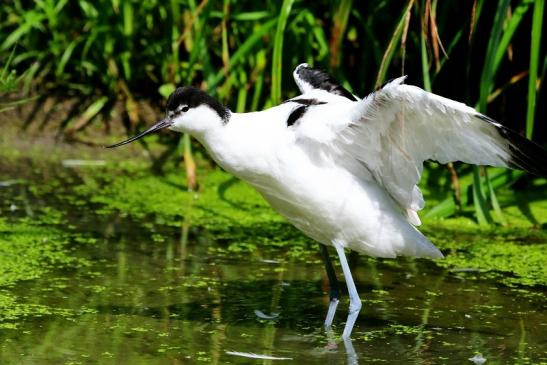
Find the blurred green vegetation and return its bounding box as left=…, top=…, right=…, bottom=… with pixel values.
left=0, top=0, right=545, bottom=223
left=0, top=46, right=36, bottom=111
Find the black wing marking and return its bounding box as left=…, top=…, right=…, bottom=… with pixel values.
left=284, top=98, right=327, bottom=127
left=476, top=114, right=547, bottom=177
left=294, top=64, right=358, bottom=101
left=287, top=105, right=308, bottom=127
left=283, top=98, right=327, bottom=106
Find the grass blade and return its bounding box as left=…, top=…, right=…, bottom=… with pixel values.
left=526, top=0, right=544, bottom=139
left=183, top=133, right=197, bottom=191
left=55, top=38, right=80, bottom=78
left=235, top=70, right=248, bottom=112
left=0, top=96, right=39, bottom=113
left=492, top=1, right=531, bottom=75
left=472, top=166, right=493, bottom=225
left=169, top=0, right=181, bottom=84
left=420, top=14, right=431, bottom=90
left=0, top=11, right=46, bottom=52
left=329, top=0, right=353, bottom=68
left=485, top=168, right=507, bottom=225
left=250, top=50, right=267, bottom=110
left=424, top=168, right=523, bottom=219
left=375, top=0, right=414, bottom=88
left=473, top=0, right=510, bottom=225
left=1, top=46, right=16, bottom=80
left=65, top=96, right=109, bottom=134
left=221, top=0, right=230, bottom=72
left=478, top=0, right=510, bottom=112
left=271, top=0, right=295, bottom=104
left=208, top=18, right=277, bottom=90
left=0, top=46, right=19, bottom=92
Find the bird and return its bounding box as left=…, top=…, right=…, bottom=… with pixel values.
left=107, top=63, right=547, bottom=339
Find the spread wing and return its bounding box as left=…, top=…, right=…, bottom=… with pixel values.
left=294, top=76, right=547, bottom=224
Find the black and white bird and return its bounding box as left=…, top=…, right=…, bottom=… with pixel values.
left=108, top=63, right=547, bottom=339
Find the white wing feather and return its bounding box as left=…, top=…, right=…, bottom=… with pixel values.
left=294, top=77, right=534, bottom=225
left=344, top=77, right=513, bottom=218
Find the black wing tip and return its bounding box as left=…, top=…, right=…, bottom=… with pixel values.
left=476, top=114, right=547, bottom=177
left=295, top=64, right=358, bottom=101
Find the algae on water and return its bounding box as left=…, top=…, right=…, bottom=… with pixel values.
left=0, top=144, right=546, bottom=333
left=0, top=216, right=90, bottom=328
left=61, top=157, right=547, bottom=287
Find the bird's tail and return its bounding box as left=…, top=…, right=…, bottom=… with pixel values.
left=400, top=225, right=444, bottom=259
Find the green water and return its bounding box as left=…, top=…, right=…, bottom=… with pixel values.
left=0, top=154, right=546, bottom=364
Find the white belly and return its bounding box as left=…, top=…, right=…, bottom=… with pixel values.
left=245, top=155, right=440, bottom=258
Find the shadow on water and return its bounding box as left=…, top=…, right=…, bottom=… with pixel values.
left=0, top=168, right=546, bottom=364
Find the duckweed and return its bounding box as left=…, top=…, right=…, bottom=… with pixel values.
left=0, top=217, right=91, bottom=327
left=68, top=161, right=547, bottom=287
left=0, top=137, right=546, bottom=343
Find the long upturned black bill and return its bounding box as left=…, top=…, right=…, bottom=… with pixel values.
left=106, top=118, right=172, bottom=148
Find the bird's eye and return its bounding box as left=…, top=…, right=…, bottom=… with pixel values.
left=181, top=106, right=189, bottom=112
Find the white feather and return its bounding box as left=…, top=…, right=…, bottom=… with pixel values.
left=195, top=73, right=525, bottom=259
left=292, top=77, right=514, bottom=223
left=226, top=351, right=293, bottom=360
left=345, top=80, right=511, bottom=214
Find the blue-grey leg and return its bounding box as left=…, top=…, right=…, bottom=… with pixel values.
left=319, top=244, right=340, bottom=327
left=333, top=240, right=362, bottom=339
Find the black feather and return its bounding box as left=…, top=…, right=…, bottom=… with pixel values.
left=287, top=105, right=308, bottom=127
left=288, top=98, right=327, bottom=106
left=296, top=65, right=358, bottom=101
left=476, top=114, right=547, bottom=177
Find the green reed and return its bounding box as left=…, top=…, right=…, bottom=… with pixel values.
left=0, top=1, right=544, bottom=224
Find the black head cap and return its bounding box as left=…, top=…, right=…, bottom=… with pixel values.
left=105, top=87, right=229, bottom=148
left=166, top=87, right=230, bottom=122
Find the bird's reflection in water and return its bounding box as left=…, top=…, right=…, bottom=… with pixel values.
left=325, top=327, right=359, bottom=365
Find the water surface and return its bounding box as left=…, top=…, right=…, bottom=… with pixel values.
left=0, top=161, right=546, bottom=364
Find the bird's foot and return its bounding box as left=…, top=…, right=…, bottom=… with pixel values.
left=341, top=310, right=360, bottom=340
left=324, top=298, right=339, bottom=328
left=342, top=299, right=362, bottom=340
